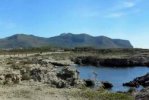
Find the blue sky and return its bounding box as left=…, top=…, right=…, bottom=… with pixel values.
left=0, top=0, right=148, bottom=48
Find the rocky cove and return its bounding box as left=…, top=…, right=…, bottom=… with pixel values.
left=76, top=65, right=149, bottom=91
left=0, top=49, right=149, bottom=100
left=0, top=54, right=116, bottom=90
left=72, top=55, right=149, bottom=100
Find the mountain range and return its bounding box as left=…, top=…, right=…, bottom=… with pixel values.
left=0, top=33, right=133, bottom=49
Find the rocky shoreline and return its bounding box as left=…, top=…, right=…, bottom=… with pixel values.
left=1, top=51, right=149, bottom=100
left=0, top=56, right=85, bottom=89
left=73, top=56, right=149, bottom=67
left=0, top=53, right=115, bottom=90
left=72, top=55, right=149, bottom=99
left=123, top=73, right=149, bottom=88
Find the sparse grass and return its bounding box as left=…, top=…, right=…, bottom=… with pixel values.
left=0, top=84, right=135, bottom=100
left=2, top=48, right=149, bottom=61
left=48, top=52, right=73, bottom=60
left=12, top=89, right=32, bottom=99
left=70, top=88, right=134, bottom=100
left=48, top=51, right=130, bottom=61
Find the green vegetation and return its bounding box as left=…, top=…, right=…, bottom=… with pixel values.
left=71, top=89, right=134, bottom=100
left=45, top=48, right=149, bottom=61
left=0, top=47, right=148, bottom=60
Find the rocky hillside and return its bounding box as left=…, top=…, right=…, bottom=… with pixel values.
left=0, top=33, right=133, bottom=49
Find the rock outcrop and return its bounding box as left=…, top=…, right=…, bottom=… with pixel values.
left=56, top=66, right=84, bottom=88
left=135, top=87, right=149, bottom=100
left=102, top=81, right=113, bottom=89
left=2, top=55, right=85, bottom=89
left=0, top=72, right=22, bottom=85
left=84, top=79, right=95, bottom=87
left=123, top=73, right=149, bottom=88
left=73, top=56, right=149, bottom=67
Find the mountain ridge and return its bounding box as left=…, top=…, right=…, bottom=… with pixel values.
left=0, top=33, right=133, bottom=49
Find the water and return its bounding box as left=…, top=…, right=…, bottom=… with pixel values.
left=76, top=65, right=149, bottom=92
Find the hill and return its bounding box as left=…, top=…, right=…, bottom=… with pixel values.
left=0, top=33, right=133, bottom=49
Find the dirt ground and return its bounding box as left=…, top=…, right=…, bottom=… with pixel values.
left=0, top=82, right=83, bottom=100
left=0, top=52, right=83, bottom=100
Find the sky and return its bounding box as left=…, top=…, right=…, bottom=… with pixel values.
left=0, top=0, right=148, bottom=48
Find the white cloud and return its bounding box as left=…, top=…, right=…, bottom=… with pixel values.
left=123, top=1, right=136, bottom=8
left=105, top=12, right=126, bottom=18
left=73, top=0, right=143, bottom=19
left=105, top=0, right=143, bottom=18
left=113, top=0, right=138, bottom=10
